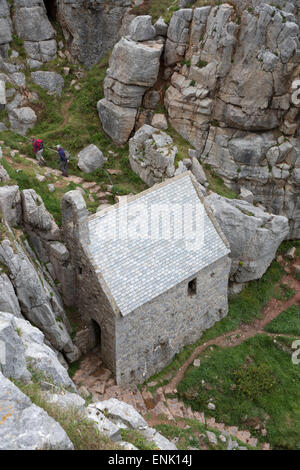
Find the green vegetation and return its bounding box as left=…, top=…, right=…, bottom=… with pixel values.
left=146, top=260, right=284, bottom=390
left=264, top=305, right=300, bottom=336
left=120, top=429, right=157, bottom=450
left=177, top=334, right=300, bottom=449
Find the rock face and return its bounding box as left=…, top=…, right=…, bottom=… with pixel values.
left=31, top=71, right=64, bottom=96
left=129, top=125, right=177, bottom=186
left=57, top=0, right=134, bottom=69
left=13, top=0, right=57, bottom=63
left=87, top=398, right=177, bottom=450
left=8, top=106, right=37, bottom=135
left=0, top=185, right=22, bottom=226
left=0, top=274, right=22, bottom=318
left=206, top=193, right=289, bottom=283
left=77, top=144, right=105, bottom=173
left=0, top=371, right=74, bottom=450
left=98, top=30, right=164, bottom=144
left=0, top=1, right=12, bottom=58
left=0, top=312, right=31, bottom=382
left=160, top=2, right=300, bottom=238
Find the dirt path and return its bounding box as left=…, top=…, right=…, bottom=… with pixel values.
left=62, top=97, right=73, bottom=127
left=164, top=274, right=300, bottom=393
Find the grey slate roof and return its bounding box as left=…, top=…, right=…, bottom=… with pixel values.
left=88, top=173, right=230, bottom=316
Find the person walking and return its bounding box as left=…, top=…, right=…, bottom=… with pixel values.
left=57, top=144, right=69, bottom=177
left=32, top=137, right=45, bottom=166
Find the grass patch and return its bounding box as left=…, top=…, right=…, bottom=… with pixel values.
left=177, top=334, right=300, bottom=449
left=120, top=429, right=158, bottom=450
left=146, top=260, right=284, bottom=390
left=264, top=305, right=300, bottom=336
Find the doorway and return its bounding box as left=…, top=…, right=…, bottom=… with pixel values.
left=91, top=319, right=102, bottom=347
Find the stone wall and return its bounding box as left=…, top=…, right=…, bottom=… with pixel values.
left=61, top=190, right=117, bottom=374
left=114, top=255, right=231, bottom=384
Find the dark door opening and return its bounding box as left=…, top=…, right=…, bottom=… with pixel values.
left=91, top=319, right=102, bottom=346
left=44, top=0, right=57, bottom=20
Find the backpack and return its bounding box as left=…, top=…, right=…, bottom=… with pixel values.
left=36, top=139, right=43, bottom=151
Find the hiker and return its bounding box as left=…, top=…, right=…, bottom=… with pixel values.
left=32, top=137, right=45, bottom=166
left=57, top=144, right=69, bottom=177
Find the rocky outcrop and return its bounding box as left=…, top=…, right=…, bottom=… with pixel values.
left=0, top=1, right=12, bottom=59
left=0, top=80, right=6, bottom=110
left=8, top=106, right=37, bottom=135
left=160, top=2, right=300, bottom=238
left=129, top=124, right=177, bottom=186
left=206, top=193, right=289, bottom=283
left=0, top=371, right=74, bottom=450
left=86, top=398, right=177, bottom=450
left=57, top=0, right=134, bottom=68
left=0, top=274, right=22, bottom=318
left=13, top=0, right=57, bottom=63
left=0, top=185, right=22, bottom=226
left=77, top=144, right=105, bottom=173
left=98, top=20, right=164, bottom=144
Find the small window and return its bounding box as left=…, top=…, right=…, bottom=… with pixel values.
left=188, top=278, right=197, bottom=296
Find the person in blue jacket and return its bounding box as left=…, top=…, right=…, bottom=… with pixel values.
left=56, top=144, right=69, bottom=177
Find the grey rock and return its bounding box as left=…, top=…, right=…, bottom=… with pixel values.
left=92, top=398, right=147, bottom=430
left=13, top=4, right=55, bottom=42
left=0, top=371, right=74, bottom=450
left=98, top=98, right=137, bottom=145
left=0, top=274, right=22, bottom=318
left=0, top=312, right=31, bottom=382
left=31, top=71, right=64, bottom=96
left=27, top=58, right=43, bottom=69
left=57, top=0, right=132, bottom=68
left=21, top=189, right=60, bottom=238
left=108, top=37, right=164, bottom=88
left=0, top=163, right=9, bottom=182
left=151, top=113, right=168, bottom=130
left=140, top=426, right=177, bottom=450
left=85, top=405, right=122, bottom=442
left=0, top=238, right=74, bottom=356
left=206, top=193, right=289, bottom=283
left=77, top=144, right=105, bottom=173
left=129, top=124, right=177, bottom=186
left=154, top=17, right=168, bottom=37
left=0, top=185, right=22, bottom=226
left=206, top=430, right=218, bottom=445
left=9, top=107, right=37, bottom=135
left=42, top=392, right=85, bottom=410
left=240, top=187, right=254, bottom=204
left=11, top=72, right=25, bottom=87
left=24, top=39, right=57, bottom=62
left=129, top=15, right=156, bottom=42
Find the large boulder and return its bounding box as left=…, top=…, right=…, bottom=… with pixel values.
left=0, top=185, right=22, bottom=226
left=129, top=16, right=156, bottom=42
left=21, top=189, right=60, bottom=240
left=0, top=371, right=74, bottom=450
left=77, top=144, right=105, bottom=173
left=13, top=1, right=55, bottom=42
left=31, top=71, right=64, bottom=96
left=8, top=107, right=37, bottom=135
left=206, top=193, right=290, bottom=283
left=129, top=125, right=177, bottom=186
left=108, top=37, right=164, bottom=88
left=0, top=163, right=9, bottom=182
left=98, top=98, right=137, bottom=145
left=24, top=39, right=57, bottom=62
